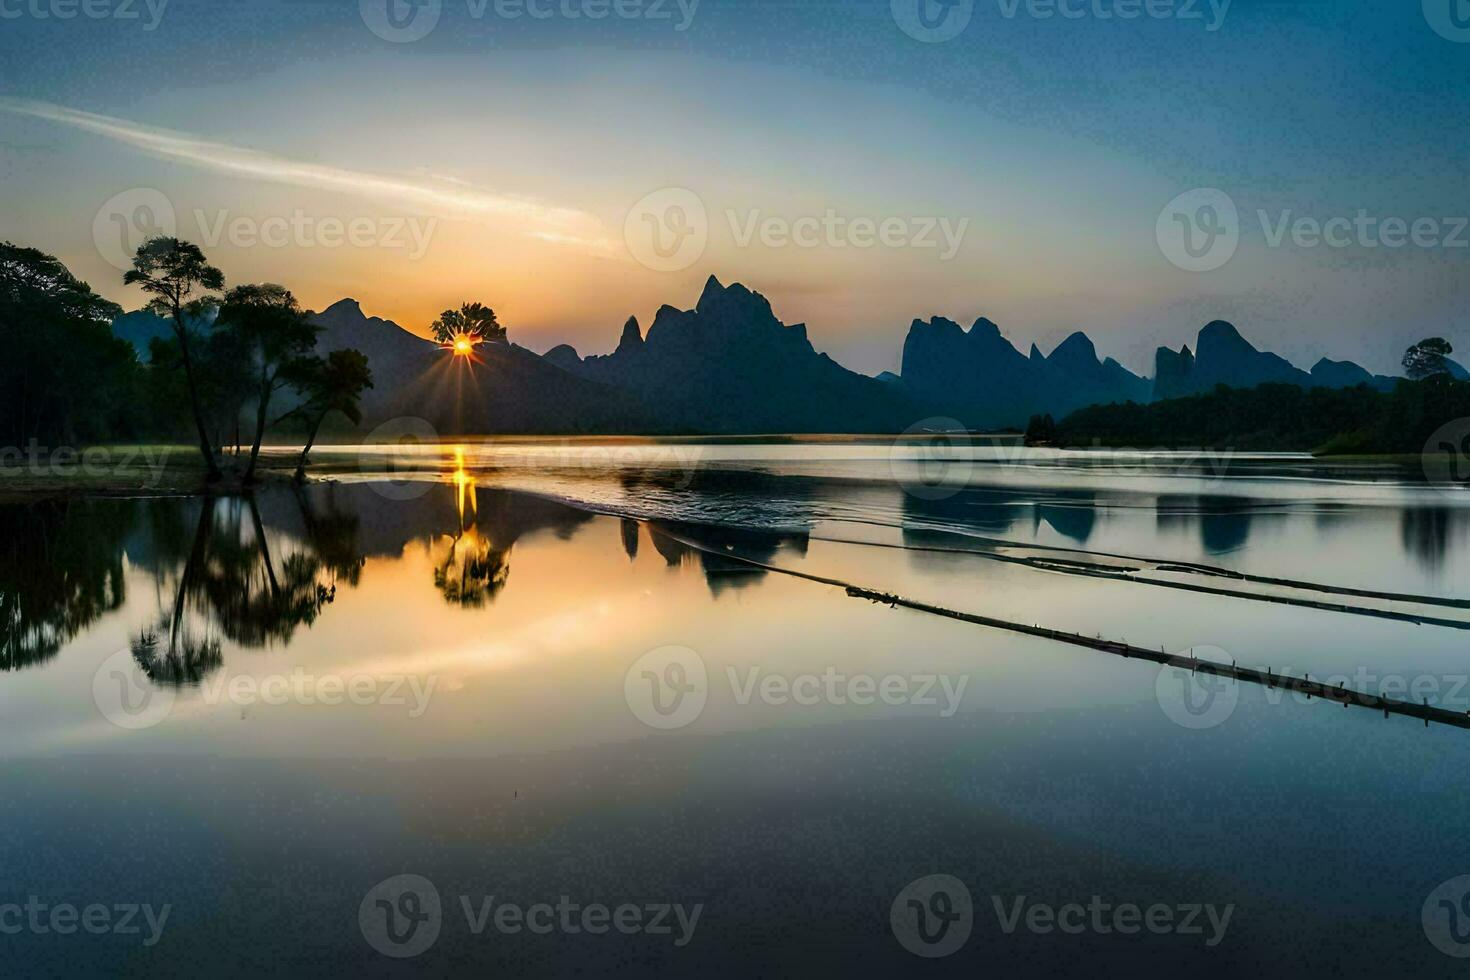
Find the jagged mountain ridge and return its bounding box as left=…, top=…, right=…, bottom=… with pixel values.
left=899, top=315, right=1150, bottom=427
left=110, top=280, right=1457, bottom=434
left=1152, top=320, right=1399, bottom=400
left=544, top=276, right=925, bottom=433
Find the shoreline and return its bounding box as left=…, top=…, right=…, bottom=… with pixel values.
left=0, top=440, right=1441, bottom=503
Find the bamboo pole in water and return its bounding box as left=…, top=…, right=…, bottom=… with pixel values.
left=656, top=525, right=1470, bottom=732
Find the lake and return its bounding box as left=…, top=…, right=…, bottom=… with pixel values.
left=3, top=439, right=1469, bottom=976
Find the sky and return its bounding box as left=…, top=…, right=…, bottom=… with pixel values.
left=1, top=0, right=1467, bottom=376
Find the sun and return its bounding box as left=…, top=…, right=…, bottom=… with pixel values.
left=444, top=332, right=481, bottom=357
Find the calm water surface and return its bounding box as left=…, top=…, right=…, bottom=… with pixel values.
left=3, top=441, right=1469, bottom=976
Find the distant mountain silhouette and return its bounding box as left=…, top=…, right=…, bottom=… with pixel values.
left=111, top=308, right=217, bottom=362
left=547, top=276, right=923, bottom=432
left=111, top=281, right=1458, bottom=434
left=1153, top=321, right=1397, bottom=399
left=1037, top=331, right=1151, bottom=416
left=898, top=316, right=1147, bottom=427
left=1153, top=320, right=1311, bottom=399
left=308, top=299, right=657, bottom=434
left=111, top=310, right=174, bottom=362
left=1309, top=357, right=1393, bottom=389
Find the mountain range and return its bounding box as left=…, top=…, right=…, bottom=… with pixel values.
left=110, top=275, right=1462, bottom=434
left=542, top=276, right=921, bottom=432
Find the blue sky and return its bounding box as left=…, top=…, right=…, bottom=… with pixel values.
left=1, top=0, right=1467, bottom=375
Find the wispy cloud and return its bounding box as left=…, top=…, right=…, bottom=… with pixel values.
left=0, top=98, right=617, bottom=253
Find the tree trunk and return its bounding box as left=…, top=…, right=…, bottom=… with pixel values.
left=172, top=311, right=221, bottom=481
left=243, top=370, right=272, bottom=484
left=247, top=495, right=280, bottom=598
left=295, top=411, right=325, bottom=483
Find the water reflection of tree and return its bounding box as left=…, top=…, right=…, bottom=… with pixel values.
left=0, top=499, right=133, bottom=670
left=433, top=529, right=511, bottom=607
left=130, top=493, right=222, bottom=684
left=131, top=488, right=367, bottom=682
left=428, top=477, right=592, bottom=608
left=432, top=459, right=512, bottom=607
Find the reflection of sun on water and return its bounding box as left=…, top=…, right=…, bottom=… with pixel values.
left=452, top=446, right=477, bottom=524
left=435, top=447, right=508, bottom=606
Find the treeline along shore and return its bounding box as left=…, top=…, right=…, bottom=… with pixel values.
left=3, top=232, right=1469, bottom=497
left=1031, top=376, right=1470, bottom=455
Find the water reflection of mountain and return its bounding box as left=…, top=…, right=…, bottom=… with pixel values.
left=898, top=487, right=1099, bottom=555
left=1400, top=507, right=1469, bottom=574
left=1154, top=495, right=1257, bottom=555
left=1033, top=492, right=1097, bottom=544
left=647, top=522, right=810, bottom=597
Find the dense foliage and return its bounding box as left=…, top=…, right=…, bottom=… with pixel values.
left=0, top=243, right=136, bottom=446
left=1043, top=377, right=1470, bottom=453
left=0, top=240, right=370, bottom=482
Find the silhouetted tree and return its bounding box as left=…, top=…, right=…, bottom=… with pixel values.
left=124, top=238, right=226, bottom=480
left=431, top=302, right=505, bottom=346
left=1403, top=338, right=1454, bottom=380
left=279, top=349, right=373, bottom=481
left=1026, top=413, right=1057, bottom=446
left=216, top=284, right=320, bottom=483
left=0, top=243, right=131, bottom=446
